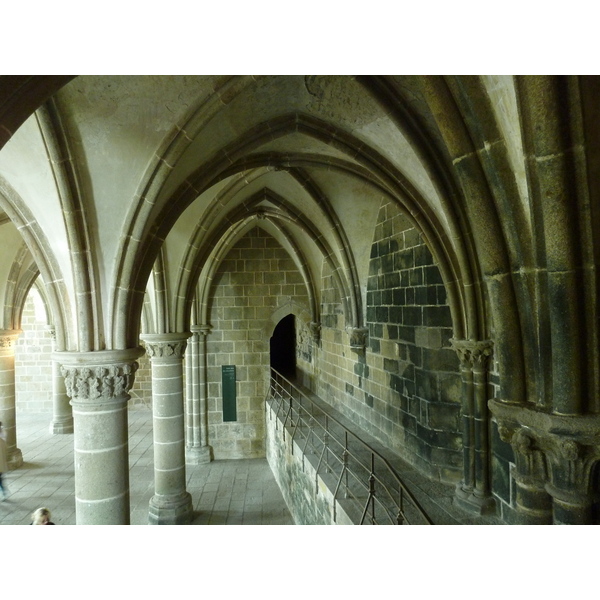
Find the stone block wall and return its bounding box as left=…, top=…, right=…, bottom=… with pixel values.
left=310, top=200, right=463, bottom=482
left=207, top=227, right=310, bottom=459
left=15, top=288, right=53, bottom=412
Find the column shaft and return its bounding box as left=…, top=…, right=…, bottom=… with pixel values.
left=185, top=326, right=212, bottom=464
left=60, top=348, right=143, bottom=525
left=451, top=339, right=496, bottom=515
left=143, top=333, right=193, bottom=525
left=0, top=331, right=23, bottom=468
left=51, top=358, right=74, bottom=433
left=72, top=395, right=130, bottom=523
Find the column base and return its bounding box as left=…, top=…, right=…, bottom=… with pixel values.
left=8, top=448, right=23, bottom=470
left=148, top=492, right=194, bottom=525
left=186, top=445, right=213, bottom=465
left=454, top=484, right=497, bottom=516
left=50, top=418, right=74, bottom=434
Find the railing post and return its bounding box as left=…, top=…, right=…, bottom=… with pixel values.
left=370, top=454, right=376, bottom=524
left=342, top=431, right=350, bottom=498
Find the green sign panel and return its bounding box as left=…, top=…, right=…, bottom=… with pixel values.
left=222, top=365, right=237, bottom=422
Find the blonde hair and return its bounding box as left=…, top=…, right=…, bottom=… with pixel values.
left=32, top=507, right=52, bottom=524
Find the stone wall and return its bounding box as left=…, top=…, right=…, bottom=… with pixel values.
left=207, top=227, right=310, bottom=459
left=309, top=200, right=462, bottom=483
left=265, top=400, right=353, bottom=525
left=15, top=288, right=53, bottom=413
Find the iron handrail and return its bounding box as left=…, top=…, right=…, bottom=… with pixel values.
left=267, top=369, right=432, bottom=525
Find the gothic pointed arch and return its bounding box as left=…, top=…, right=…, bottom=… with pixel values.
left=0, top=179, right=71, bottom=349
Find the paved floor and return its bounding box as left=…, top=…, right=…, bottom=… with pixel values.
left=0, top=407, right=293, bottom=525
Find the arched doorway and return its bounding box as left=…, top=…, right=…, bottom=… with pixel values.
left=270, top=314, right=296, bottom=379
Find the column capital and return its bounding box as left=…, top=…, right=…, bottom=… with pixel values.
left=190, top=324, right=212, bottom=336
left=57, top=347, right=145, bottom=403
left=348, top=327, right=368, bottom=351
left=0, top=330, right=23, bottom=352
left=450, top=338, right=493, bottom=366
left=309, top=321, right=321, bottom=344
left=141, top=333, right=191, bottom=359
left=491, top=404, right=600, bottom=515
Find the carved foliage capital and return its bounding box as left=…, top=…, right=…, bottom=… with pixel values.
left=544, top=436, right=598, bottom=494
left=145, top=340, right=188, bottom=359
left=309, top=322, right=321, bottom=344
left=61, top=362, right=139, bottom=401
left=0, top=331, right=22, bottom=351
left=348, top=327, right=368, bottom=350
left=450, top=339, right=493, bottom=367
left=191, top=324, right=212, bottom=337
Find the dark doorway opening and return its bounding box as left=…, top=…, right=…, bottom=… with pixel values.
left=270, top=314, right=296, bottom=379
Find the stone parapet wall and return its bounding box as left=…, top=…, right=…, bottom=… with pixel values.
left=265, top=401, right=353, bottom=525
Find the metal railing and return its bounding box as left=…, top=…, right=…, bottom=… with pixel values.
left=267, top=370, right=432, bottom=525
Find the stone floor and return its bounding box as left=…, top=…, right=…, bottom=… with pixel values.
left=0, top=407, right=293, bottom=525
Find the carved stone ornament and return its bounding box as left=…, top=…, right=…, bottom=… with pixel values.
left=309, top=321, right=321, bottom=344
left=145, top=340, right=188, bottom=359
left=559, top=439, right=581, bottom=462
left=348, top=327, right=369, bottom=350
left=497, top=424, right=514, bottom=444
left=0, top=331, right=21, bottom=350
left=512, top=429, right=534, bottom=455
left=450, top=339, right=493, bottom=367
left=61, top=362, right=139, bottom=401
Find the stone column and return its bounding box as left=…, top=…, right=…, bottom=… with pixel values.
left=0, top=330, right=23, bottom=469
left=47, top=327, right=73, bottom=434
left=490, top=399, right=600, bottom=524
left=546, top=438, right=596, bottom=525
left=451, top=339, right=496, bottom=515
left=498, top=426, right=552, bottom=524
left=185, top=325, right=212, bottom=465
left=142, top=333, right=194, bottom=524
left=59, top=348, right=143, bottom=524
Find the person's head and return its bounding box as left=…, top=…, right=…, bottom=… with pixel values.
left=32, top=507, right=52, bottom=525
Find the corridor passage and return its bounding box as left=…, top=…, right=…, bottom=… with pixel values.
left=0, top=408, right=293, bottom=525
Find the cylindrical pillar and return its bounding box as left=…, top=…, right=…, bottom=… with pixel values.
left=47, top=327, right=73, bottom=434
left=59, top=348, right=143, bottom=524
left=142, top=333, right=193, bottom=525
left=185, top=325, right=212, bottom=464
left=459, top=361, right=475, bottom=493
left=546, top=439, right=596, bottom=525
left=510, top=430, right=552, bottom=524
left=0, top=330, right=23, bottom=469
left=473, top=359, right=490, bottom=499
left=451, top=339, right=496, bottom=515
left=548, top=485, right=593, bottom=525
